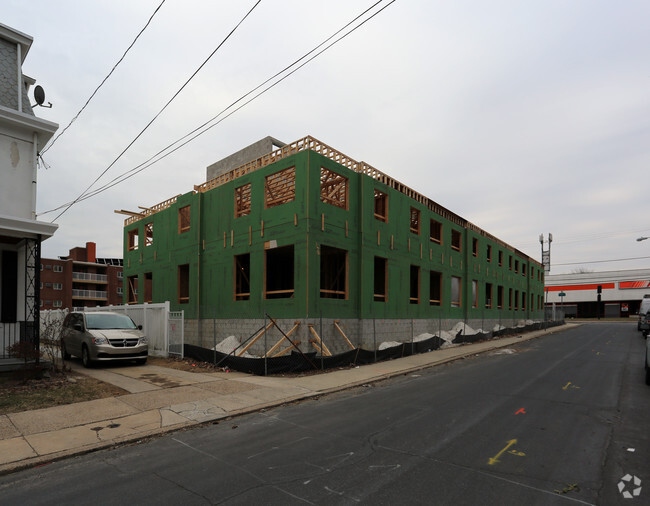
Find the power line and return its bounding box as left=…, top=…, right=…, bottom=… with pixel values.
left=51, top=0, right=263, bottom=222
left=42, top=0, right=167, bottom=154
left=553, top=256, right=650, bottom=267
left=39, top=0, right=395, bottom=216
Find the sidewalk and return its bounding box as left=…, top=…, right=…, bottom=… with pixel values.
left=0, top=324, right=574, bottom=474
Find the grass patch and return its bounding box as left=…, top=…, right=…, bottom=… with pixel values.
left=0, top=374, right=127, bottom=415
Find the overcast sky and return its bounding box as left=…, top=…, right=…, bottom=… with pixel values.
left=5, top=0, right=649, bottom=275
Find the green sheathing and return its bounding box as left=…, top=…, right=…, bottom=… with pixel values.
left=123, top=149, right=545, bottom=322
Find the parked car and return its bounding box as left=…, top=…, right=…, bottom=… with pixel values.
left=638, top=295, right=650, bottom=334
left=646, top=336, right=650, bottom=386
left=60, top=311, right=148, bottom=368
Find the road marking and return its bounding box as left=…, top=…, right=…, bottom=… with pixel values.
left=515, top=408, right=526, bottom=415
left=488, top=439, right=517, bottom=465
left=562, top=382, right=581, bottom=390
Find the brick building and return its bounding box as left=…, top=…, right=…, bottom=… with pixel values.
left=40, top=242, right=123, bottom=310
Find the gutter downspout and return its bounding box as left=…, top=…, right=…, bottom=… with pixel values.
left=32, top=132, right=38, bottom=219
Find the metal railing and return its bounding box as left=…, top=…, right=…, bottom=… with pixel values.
left=72, top=272, right=108, bottom=283
left=72, top=289, right=107, bottom=299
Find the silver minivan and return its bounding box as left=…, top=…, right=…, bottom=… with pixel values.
left=60, top=311, right=148, bottom=367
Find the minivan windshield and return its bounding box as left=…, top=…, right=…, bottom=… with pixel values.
left=85, top=313, right=138, bottom=330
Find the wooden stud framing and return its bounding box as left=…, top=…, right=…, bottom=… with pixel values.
left=237, top=320, right=275, bottom=356
left=334, top=320, right=355, bottom=350
left=320, top=167, right=348, bottom=209
left=234, top=182, right=251, bottom=217
left=307, top=325, right=332, bottom=356
left=264, top=321, right=301, bottom=357
left=264, top=166, right=295, bottom=208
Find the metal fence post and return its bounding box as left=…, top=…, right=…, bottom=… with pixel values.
left=264, top=312, right=268, bottom=376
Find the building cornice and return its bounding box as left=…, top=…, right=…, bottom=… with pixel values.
left=0, top=105, right=58, bottom=151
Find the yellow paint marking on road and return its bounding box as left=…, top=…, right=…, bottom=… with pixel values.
left=508, top=449, right=526, bottom=456
left=562, top=382, right=572, bottom=390
left=488, top=439, right=517, bottom=465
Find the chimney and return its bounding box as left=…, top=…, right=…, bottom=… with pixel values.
left=86, top=242, right=96, bottom=263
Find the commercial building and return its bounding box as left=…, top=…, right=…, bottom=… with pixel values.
left=121, top=136, right=545, bottom=354
left=40, top=242, right=123, bottom=311
left=1, top=23, right=58, bottom=360
left=545, top=269, right=650, bottom=318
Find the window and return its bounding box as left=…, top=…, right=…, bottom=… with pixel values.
left=508, top=288, right=513, bottom=310
left=498, top=250, right=503, bottom=266
left=53, top=300, right=62, bottom=308
left=515, top=260, right=519, bottom=274
left=522, top=291, right=527, bottom=310
left=374, top=189, right=388, bottom=222
left=509, top=256, right=513, bottom=270
left=128, top=229, right=139, bottom=251
left=179, top=205, right=191, bottom=233
left=45, top=282, right=52, bottom=288
left=53, top=265, right=63, bottom=273
left=522, top=263, right=527, bottom=276
left=54, top=283, right=63, bottom=290
left=235, top=253, right=251, bottom=301
left=515, top=290, right=519, bottom=310
left=1, top=250, right=18, bottom=322
left=430, top=219, right=442, bottom=244
left=451, top=230, right=462, bottom=252
left=145, top=223, right=153, bottom=246
left=410, top=207, right=420, bottom=235
left=235, top=183, right=252, bottom=217
left=429, top=271, right=442, bottom=306
left=497, top=285, right=504, bottom=309
left=410, top=265, right=420, bottom=304
left=374, top=256, right=387, bottom=302
left=487, top=245, right=492, bottom=263
left=265, top=245, right=294, bottom=299
left=144, top=272, right=153, bottom=303
left=320, top=167, right=348, bottom=209
left=485, top=282, right=493, bottom=309
left=451, top=276, right=462, bottom=307
left=117, top=287, right=123, bottom=295
left=178, top=264, right=190, bottom=304
left=320, top=245, right=348, bottom=299
left=265, top=167, right=295, bottom=208
left=472, top=238, right=478, bottom=257
left=117, top=271, right=123, bottom=279
left=472, top=280, right=478, bottom=308
left=127, top=275, right=138, bottom=304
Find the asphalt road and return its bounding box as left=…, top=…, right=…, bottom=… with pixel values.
left=1, top=323, right=647, bottom=505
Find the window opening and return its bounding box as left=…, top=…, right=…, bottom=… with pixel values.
left=144, top=272, right=153, bottom=303
left=472, top=238, right=478, bottom=257
left=178, top=264, right=190, bottom=304
left=127, top=275, right=138, bottom=304
left=515, top=290, right=519, bottom=310
left=451, top=230, right=462, bottom=251
left=487, top=245, right=492, bottom=262
left=179, top=205, right=191, bottom=233
left=320, top=245, right=348, bottom=299
left=145, top=223, right=153, bottom=246
left=265, top=167, right=295, bottom=208
left=374, top=256, right=387, bottom=302
left=320, top=167, right=348, bottom=209
left=498, top=250, right=503, bottom=266
left=235, top=253, right=251, bottom=301
left=235, top=183, right=252, bottom=217
left=410, top=207, right=420, bottom=235
left=409, top=265, right=420, bottom=304
left=128, top=229, right=138, bottom=251
left=472, top=280, right=478, bottom=308
left=430, top=219, right=442, bottom=244
left=485, top=282, right=493, bottom=309
left=374, top=189, right=388, bottom=222
left=429, top=271, right=442, bottom=306
left=497, top=285, right=504, bottom=309
left=265, top=245, right=294, bottom=299
left=451, top=276, right=461, bottom=307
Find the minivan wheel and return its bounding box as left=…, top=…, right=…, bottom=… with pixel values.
left=81, top=345, right=93, bottom=368
left=61, top=340, right=71, bottom=360
left=136, top=358, right=147, bottom=365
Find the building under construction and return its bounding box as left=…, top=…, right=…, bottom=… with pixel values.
left=120, top=136, right=545, bottom=357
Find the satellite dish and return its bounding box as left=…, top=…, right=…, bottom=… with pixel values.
left=34, top=85, right=45, bottom=106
